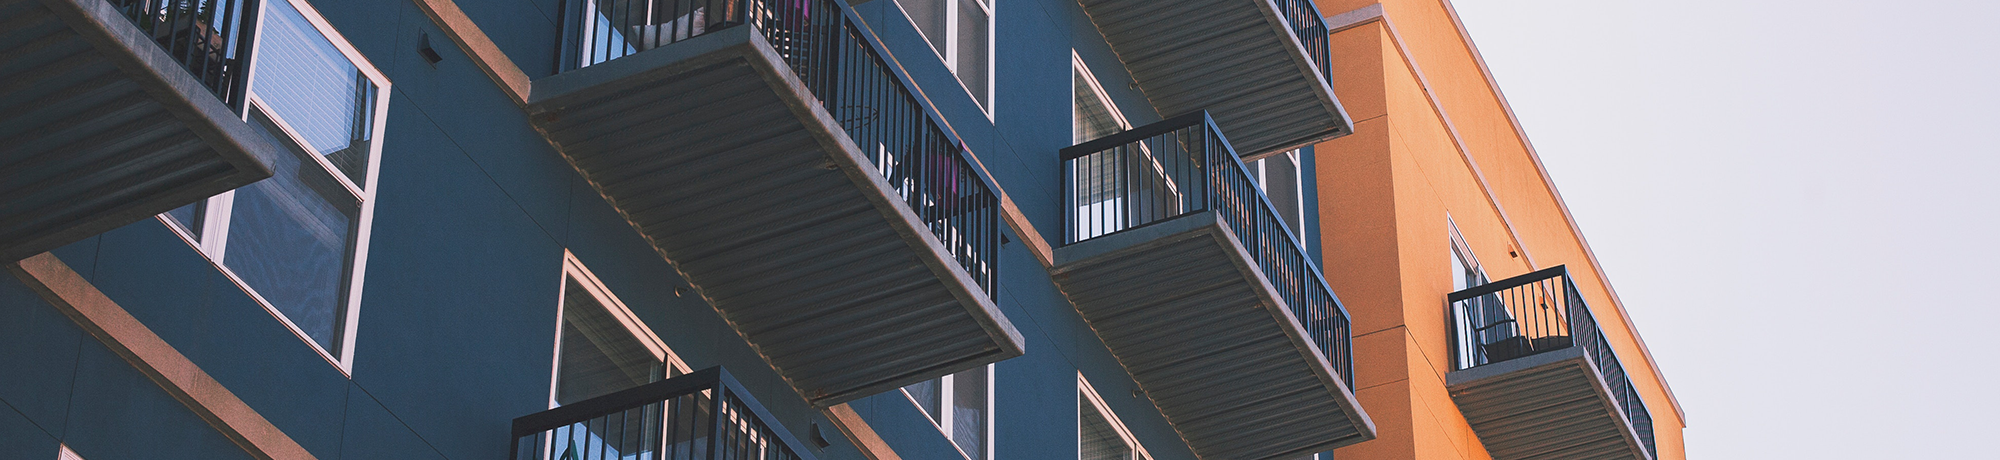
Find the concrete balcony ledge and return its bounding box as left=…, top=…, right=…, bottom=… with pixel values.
left=1052, top=211, right=1373, bottom=460
left=525, top=8, right=1023, bottom=408
left=1076, top=0, right=1352, bottom=160
left=0, top=0, right=278, bottom=262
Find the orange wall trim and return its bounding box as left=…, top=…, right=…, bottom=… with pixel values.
left=822, top=403, right=903, bottom=460
left=410, top=0, right=531, bottom=106
left=9, top=253, right=317, bottom=460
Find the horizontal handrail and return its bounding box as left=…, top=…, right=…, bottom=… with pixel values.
left=1446, top=266, right=1654, bottom=458
left=1062, top=111, right=1353, bottom=386
left=554, top=0, right=1003, bottom=297
left=1059, top=111, right=1211, bottom=161
left=509, top=366, right=817, bottom=460
left=1446, top=265, right=1568, bottom=303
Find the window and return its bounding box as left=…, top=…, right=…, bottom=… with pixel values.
left=160, top=0, right=389, bottom=373
left=1250, top=151, right=1307, bottom=242
left=551, top=253, right=688, bottom=406
left=1450, top=219, right=1515, bottom=362
left=1072, top=54, right=1128, bottom=144
left=1077, top=375, right=1151, bottom=460
left=539, top=254, right=695, bottom=460
left=1448, top=220, right=1488, bottom=291
left=902, top=364, right=993, bottom=460
left=897, top=0, right=993, bottom=114
left=1070, top=54, right=1188, bottom=241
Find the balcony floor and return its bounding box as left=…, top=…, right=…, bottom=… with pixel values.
left=1447, top=346, right=1653, bottom=460
left=525, top=26, right=1023, bottom=407
left=1078, top=0, right=1349, bottom=160
left=0, top=0, right=276, bottom=262
left=1051, top=211, right=1372, bottom=460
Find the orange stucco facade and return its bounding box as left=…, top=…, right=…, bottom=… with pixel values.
left=1309, top=1, right=1687, bottom=459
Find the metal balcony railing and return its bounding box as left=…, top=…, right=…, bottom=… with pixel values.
left=1060, top=111, right=1353, bottom=386
left=555, top=0, right=1001, bottom=296
left=1448, top=266, right=1655, bottom=458
left=509, top=367, right=816, bottom=460
left=1271, top=0, right=1333, bottom=87
left=107, top=0, right=258, bottom=109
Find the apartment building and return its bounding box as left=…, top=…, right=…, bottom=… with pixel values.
left=0, top=0, right=1374, bottom=458
left=1309, top=2, right=1687, bottom=459
left=0, top=0, right=1677, bottom=459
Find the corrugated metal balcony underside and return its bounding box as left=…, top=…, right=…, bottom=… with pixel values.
left=524, top=27, right=1023, bottom=407
left=1447, top=347, right=1652, bottom=460
left=1077, top=0, right=1347, bottom=160
left=0, top=0, right=274, bottom=262
left=1051, top=212, right=1371, bottom=460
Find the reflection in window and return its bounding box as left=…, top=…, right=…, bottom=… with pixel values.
left=902, top=365, right=992, bottom=459
left=157, top=0, right=385, bottom=369
left=899, top=0, right=992, bottom=110
left=224, top=110, right=363, bottom=352
left=1250, top=150, right=1306, bottom=243
left=1078, top=379, right=1149, bottom=460
left=1074, top=66, right=1122, bottom=145
left=1079, top=396, right=1131, bottom=460
left=555, top=278, right=671, bottom=405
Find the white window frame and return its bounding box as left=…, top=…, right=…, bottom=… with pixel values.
left=548, top=251, right=691, bottom=410
left=1072, top=52, right=1131, bottom=141
left=1252, top=150, right=1308, bottom=243
left=157, top=0, right=391, bottom=376
left=1447, top=216, right=1487, bottom=289
left=1077, top=374, right=1153, bottom=460
left=893, top=0, right=996, bottom=118
left=900, top=364, right=996, bottom=460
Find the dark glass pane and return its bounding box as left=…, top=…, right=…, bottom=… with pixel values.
left=903, top=378, right=943, bottom=425
left=956, top=0, right=988, bottom=107
left=900, top=0, right=947, bottom=55
left=224, top=110, right=361, bottom=354
left=555, top=279, right=663, bottom=405
left=1073, top=69, right=1121, bottom=144
left=1080, top=395, right=1132, bottom=460
left=165, top=201, right=205, bottom=239
left=951, top=366, right=987, bottom=459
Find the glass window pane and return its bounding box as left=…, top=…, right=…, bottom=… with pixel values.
left=900, top=0, right=947, bottom=56
left=1080, top=395, right=1132, bottom=460
left=252, top=0, right=376, bottom=187
left=224, top=110, right=362, bottom=354
left=956, top=0, right=988, bottom=107
left=903, top=378, right=943, bottom=425
left=951, top=366, right=987, bottom=459
left=165, top=201, right=205, bottom=240
left=1073, top=68, right=1121, bottom=144
left=555, top=279, right=664, bottom=405
left=1262, top=151, right=1304, bottom=239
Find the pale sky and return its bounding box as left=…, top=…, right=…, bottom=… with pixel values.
left=1449, top=0, right=2000, bottom=457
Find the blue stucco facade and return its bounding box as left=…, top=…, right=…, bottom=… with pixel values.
left=0, top=0, right=1323, bottom=459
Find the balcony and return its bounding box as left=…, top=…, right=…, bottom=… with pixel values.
left=1049, top=112, right=1372, bottom=460
left=1075, top=0, right=1348, bottom=160
left=0, top=0, right=277, bottom=262
left=526, top=0, right=1024, bottom=406
left=1446, top=266, right=1656, bottom=460
left=510, top=366, right=815, bottom=460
